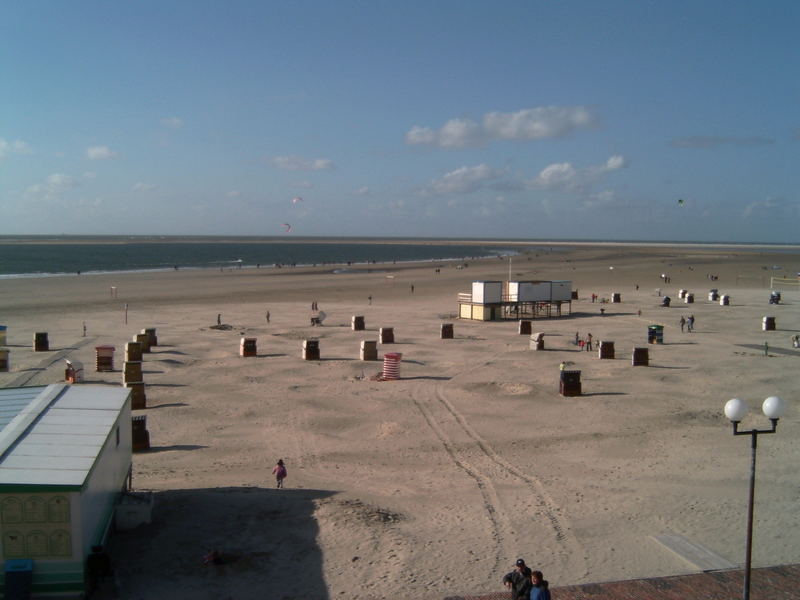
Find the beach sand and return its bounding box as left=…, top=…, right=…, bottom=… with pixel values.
left=1, top=245, right=798, bottom=599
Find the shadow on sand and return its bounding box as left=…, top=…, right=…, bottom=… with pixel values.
left=105, top=487, right=334, bottom=600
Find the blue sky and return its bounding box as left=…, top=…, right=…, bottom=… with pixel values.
left=1, top=1, right=798, bottom=242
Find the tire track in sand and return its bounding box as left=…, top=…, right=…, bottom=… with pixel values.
left=409, top=356, right=588, bottom=581
left=432, top=383, right=588, bottom=579
left=409, top=387, right=509, bottom=576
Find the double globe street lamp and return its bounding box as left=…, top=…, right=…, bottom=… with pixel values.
left=723, top=395, right=787, bottom=600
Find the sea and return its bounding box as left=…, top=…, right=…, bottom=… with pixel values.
left=0, top=236, right=796, bottom=279
left=0, top=237, right=523, bottom=279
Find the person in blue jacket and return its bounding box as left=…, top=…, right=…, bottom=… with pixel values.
left=529, top=570, right=551, bottom=600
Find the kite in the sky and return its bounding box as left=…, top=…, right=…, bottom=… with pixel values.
left=282, top=223, right=292, bottom=233
left=292, top=196, right=303, bottom=204
left=677, top=198, right=685, bottom=206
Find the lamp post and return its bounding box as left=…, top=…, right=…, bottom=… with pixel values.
left=723, top=395, right=787, bottom=600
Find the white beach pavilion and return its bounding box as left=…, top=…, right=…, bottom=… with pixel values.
left=0, top=384, right=131, bottom=597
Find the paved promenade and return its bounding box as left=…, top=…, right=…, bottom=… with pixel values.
left=453, top=564, right=800, bottom=599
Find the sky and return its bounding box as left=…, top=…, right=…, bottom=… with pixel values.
left=1, top=1, right=798, bottom=242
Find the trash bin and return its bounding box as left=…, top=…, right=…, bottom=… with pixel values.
left=647, top=325, right=664, bottom=344
left=5, top=558, right=33, bottom=599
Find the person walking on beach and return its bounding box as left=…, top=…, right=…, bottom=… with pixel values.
left=368, top=295, right=372, bottom=305
left=266, top=310, right=270, bottom=323
left=687, top=315, right=695, bottom=333
left=272, top=459, right=287, bottom=489
left=529, top=570, right=551, bottom=600
left=585, top=333, right=593, bottom=351
left=217, top=313, right=221, bottom=325
left=574, top=332, right=580, bottom=346
left=503, top=559, right=532, bottom=600
left=679, top=315, right=686, bottom=333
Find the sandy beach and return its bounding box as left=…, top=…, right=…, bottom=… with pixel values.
left=1, top=244, right=798, bottom=600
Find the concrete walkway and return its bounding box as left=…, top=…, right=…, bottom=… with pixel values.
left=453, top=564, right=800, bottom=599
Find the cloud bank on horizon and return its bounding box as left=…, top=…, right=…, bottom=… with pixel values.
left=1, top=2, right=797, bottom=242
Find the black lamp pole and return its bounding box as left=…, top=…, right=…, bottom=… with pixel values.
left=730, top=418, right=779, bottom=600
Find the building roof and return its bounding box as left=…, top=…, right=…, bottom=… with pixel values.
left=0, top=384, right=130, bottom=491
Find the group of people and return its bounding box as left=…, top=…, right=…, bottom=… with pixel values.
left=678, top=315, right=695, bottom=333
left=503, top=558, right=551, bottom=600
left=575, top=331, right=593, bottom=350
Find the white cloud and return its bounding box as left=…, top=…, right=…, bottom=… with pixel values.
left=483, top=106, right=594, bottom=141
left=87, top=145, right=117, bottom=160
left=226, top=190, right=242, bottom=198
left=133, top=182, right=158, bottom=192
left=534, top=162, right=578, bottom=189
left=271, top=155, right=334, bottom=171
left=603, top=155, right=626, bottom=170
left=407, top=118, right=482, bottom=149
left=161, top=117, right=184, bottom=129
left=421, top=163, right=507, bottom=196
left=406, top=105, right=595, bottom=149
left=582, top=189, right=618, bottom=209
left=742, top=196, right=799, bottom=219
left=532, top=155, right=626, bottom=191
left=26, top=173, right=83, bottom=201
left=0, top=138, right=32, bottom=159
left=405, top=126, right=437, bottom=146
left=355, top=186, right=371, bottom=196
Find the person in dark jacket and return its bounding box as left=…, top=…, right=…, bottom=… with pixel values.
left=502, top=558, right=532, bottom=600
left=529, top=570, right=551, bottom=600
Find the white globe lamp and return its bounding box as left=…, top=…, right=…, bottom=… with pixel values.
left=762, top=396, right=786, bottom=419
left=724, top=398, right=748, bottom=422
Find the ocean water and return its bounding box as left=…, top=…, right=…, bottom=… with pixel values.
left=0, top=238, right=517, bottom=278
left=1, top=237, right=796, bottom=279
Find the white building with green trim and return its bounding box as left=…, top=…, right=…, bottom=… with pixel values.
left=0, top=384, right=131, bottom=597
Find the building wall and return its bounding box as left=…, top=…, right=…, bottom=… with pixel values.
left=471, top=281, right=502, bottom=304
left=0, top=492, right=75, bottom=560
left=78, top=400, right=132, bottom=557
left=552, top=281, right=572, bottom=301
